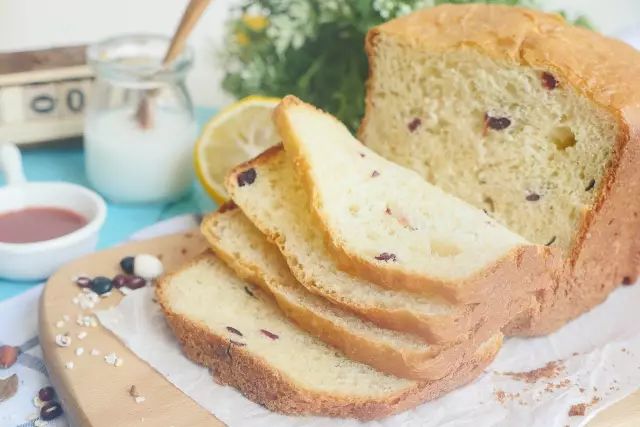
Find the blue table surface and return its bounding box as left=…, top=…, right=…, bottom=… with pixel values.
left=0, top=107, right=219, bottom=301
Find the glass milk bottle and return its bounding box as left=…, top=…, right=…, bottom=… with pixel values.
left=84, top=34, right=197, bottom=203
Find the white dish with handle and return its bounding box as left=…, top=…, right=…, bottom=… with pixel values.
left=0, top=143, right=107, bottom=281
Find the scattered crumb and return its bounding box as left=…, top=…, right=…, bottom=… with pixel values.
left=91, top=349, right=100, bottom=356
left=569, top=403, right=587, bottom=417
left=55, top=334, right=71, bottom=347
left=572, top=352, right=579, bottom=356
left=503, top=360, right=564, bottom=383
left=55, top=320, right=65, bottom=328
left=34, top=419, right=46, bottom=427
left=76, top=314, right=98, bottom=327
left=62, top=315, right=70, bottom=322
left=65, top=361, right=74, bottom=370
left=568, top=396, right=601, bottom=417
left=33, top=396, right=44, bottom=408
left=77, top=331, right=87, bottom=340
left=73, top=290, right=100, bottom=309
left=579, top=387, right=585, bottom=393
left=75, top=347, right=84, bottom=356
left=105, top=352, right=124, bottom=367
left=544, top=378, right=572, bottom=392
left=129, top=385, right=146, bottom=403
left=494, top=389, right=520, bottom=404
left=181, top=248, right=187, bottom=255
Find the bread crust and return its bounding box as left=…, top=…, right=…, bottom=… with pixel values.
left=361, top=4, right=640, bottom=334
left=156, top=255, right=503, bottom=420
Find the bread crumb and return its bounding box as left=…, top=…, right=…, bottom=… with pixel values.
left=568, top=396, right=600, bottom=417
left=494, top=389, right=520, bottom=403
left=503, top=360, right=564, bottom=383
left=569, top=403, right=587, bottom=416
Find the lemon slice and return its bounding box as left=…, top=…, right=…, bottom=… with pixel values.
left=195, top=96, right=281, bottom=204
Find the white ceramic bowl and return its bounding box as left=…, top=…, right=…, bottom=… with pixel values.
left=0, top=145, right=107, bottom=281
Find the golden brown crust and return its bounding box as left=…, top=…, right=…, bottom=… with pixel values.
left=362, top=4, right=640, bottom=334
left=156, top=257, right=503, bottom=420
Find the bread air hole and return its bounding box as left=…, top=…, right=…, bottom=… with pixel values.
left=549, top=126, right=576, bottom=151
left=430, top=240, right=462, bottom=257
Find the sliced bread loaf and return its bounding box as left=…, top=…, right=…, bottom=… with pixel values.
left=224, top=145, right=491, bottom=343
left=202, top=203, right=494, bottom=380
left=360, top=4, right=640, bottom=333
left=274, top=96, right=550, bottom=303
left=156, top=253, right=503, bottom=420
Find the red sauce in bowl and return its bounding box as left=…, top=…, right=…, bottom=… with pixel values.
left=0, top=207, right=88, bottom=244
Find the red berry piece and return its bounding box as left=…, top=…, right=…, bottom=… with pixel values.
left=74, top=276, right=92, bottom=288
left=125, top=275, right=147, bottom=290
left=112, top=274, right=129, bottom=288
left=38, top=386, right=56, bottom=402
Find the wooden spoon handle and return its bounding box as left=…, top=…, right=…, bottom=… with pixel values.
left=163, top=0, right=212, bottom=65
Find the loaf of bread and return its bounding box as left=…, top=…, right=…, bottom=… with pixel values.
left=156, top=253, right=503, bottom=420
left=157, top=4, right=640, bottom=420
left=361, top=4, right=640, bottom=334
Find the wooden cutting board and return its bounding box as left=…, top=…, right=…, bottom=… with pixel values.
left=39, top=231, right=640, bottom=426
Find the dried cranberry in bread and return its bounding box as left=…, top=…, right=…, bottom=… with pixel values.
left=202, top=204, right=497, bottom=380
left=156, top=253, right=502, bottom=420
left=361, top=4, right=640, bottom=334
left=273, top=96, right=551, bottom=304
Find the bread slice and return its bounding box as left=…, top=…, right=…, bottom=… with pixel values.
left=224, top=145, right=492, bottom=343
left=274, top=95, right=550, bottom=303
left=156, top=253, right=503, bottom=420
left=202, top=203, right=496, bottom=380
left=360, top=4, right=640, bottom=333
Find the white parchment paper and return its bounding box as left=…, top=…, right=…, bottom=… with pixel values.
left=97, top=282, right=640, bottom=427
